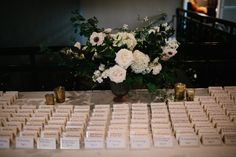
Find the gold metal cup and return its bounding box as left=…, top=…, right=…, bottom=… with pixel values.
left=54, top=86, right=65, bottom=103
left=174, top=83, right=186, bottom=101
left=45, top=94, right=55, bottom=105
left=186, top=89, right=195, bottom=101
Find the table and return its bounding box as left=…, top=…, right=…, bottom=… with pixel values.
left=1, top=89, right=236, bottom=157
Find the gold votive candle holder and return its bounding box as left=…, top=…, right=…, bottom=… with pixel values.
left=54, top=86, right=65, bottom=103
left=174, top=83, right=186, bottom=101
left=186, top=89, right=195, bottom=101
left=45, top=94, right=55, bottom=105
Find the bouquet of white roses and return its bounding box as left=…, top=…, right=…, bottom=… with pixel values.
left=61, top=11, right=179, bottom=92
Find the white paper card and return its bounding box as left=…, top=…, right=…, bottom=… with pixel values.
left=37, top=137, right=56, bottom=149
left=153, top=135, right=173, bottom=147
left=179, top=135, right=199, bottom=147
left=130, top=137, right=151, bottom=149
left=60, top=137, right=80, bottom=149
left=201, top=134, right=222, bottom=145
left=16, top=137, right=34, bottom=149
left=84, top=138, right=105, bottom=149
left=224, top=134, right=236, bottom=145
left=106, top=137, right=127, bottom=149
left=0, top=137, right=10, bottom=149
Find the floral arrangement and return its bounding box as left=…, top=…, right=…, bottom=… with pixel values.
left=61, top=11, right=179, bottom=92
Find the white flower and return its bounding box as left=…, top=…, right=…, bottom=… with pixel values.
left=115, top=49, right=134, bottom=69
left=162, top=23, right=168, bottom=27
left=144, top=16, right=148, bottom=22
left=153, top=57, right=159, bottom=64
left=161, top=46, right=177, bottom=61
left=148, top=29, right=155, bottom=34
left=104, top=28, right=112, bottom=33
left=166, top=38, right=179, bottom=49
left=99, top=64, right=105, bottom=71
left=74, top=42, right=81, bottom=49
left=112, top=32, right=137, bottom=50
left=101, top=69, right=109, bottom=78
left=123, top=24, right=128, bottom=30
left=152, top=63, right=162, bottom=75
left=131, top=50, right=150, bottom=73
left=153, top=26, right=160, bottom=32
left=109, top=65, right=126, bottom=83
left=89, top=32, right=106, bottom=46
left=96, top=77, right=103, bottom=83
left=93, top=70, right=101, bottom=77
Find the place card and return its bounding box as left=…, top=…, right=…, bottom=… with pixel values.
left=5, top=105, right=20, bottom=110
left=106, top=132, right=127, bottom=149
left=175, top=129, right=195, bottom=140
left=60, top=137, right=80, bottom=149
left=16, top=137, right=34, bottom=149
left=152, top=129, right=172, bottom=135
left=151, top=123, right=171, bottom=129
left=201, top=134, right=222, bottom=145
left=47, top=120, right=66, bottom=126
left=178, top=135, right=199, bottom=147
left=84, top=137, right=105, bottom=149
left=20, top=130, right=39, bottom=141
left=37, top=137, right=56, bottom=149
left=223, top=134, right=236, bottom=145
left=0, top=137, right=10, bottom=148
left=220, top=127, right=236, bottom=135
left=130, top=136, right=151, bottom=149
left=65, top=126, right=83, bottom=132
left=0, top=126, right=18, bottom=137
left=21, top=105, right=37, bottom=109
left=41, top=130, right=60, bottom=143
left=153, top=135, right=173, bottom=147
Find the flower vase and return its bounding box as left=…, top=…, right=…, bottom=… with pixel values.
left=110, top=81, right=129, bottom=102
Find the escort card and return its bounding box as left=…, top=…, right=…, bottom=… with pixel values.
left=153, top=135, right=173, bottom=147
left=37, top=137, right=56, bottom=149
left=178, top=135, right=199, bottom=147
left=201, top=134, right=222, bottom=145
left=84, top=138, right=105, bottom=149
left=60, top=137, right=80, bottom=149
left=223, top=134, right=236, bottom=145
left=0, top=137, right=10, bottom=148
left=106, top=137, right=127, bottom=149
left=16, top=137, right=34, bottom=149
left=130, top=136, right=151, bottom=149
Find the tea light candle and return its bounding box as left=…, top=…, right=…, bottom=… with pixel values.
left=186, top=89, right=195, bottom=101
left=54, top=86, right=65, bottom=103
left=45, top=94, right=55, bottom=105
left=174, top=83, right=186, bottom=101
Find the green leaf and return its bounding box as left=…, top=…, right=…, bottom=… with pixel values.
left=146, top=83, right=157, bottom=93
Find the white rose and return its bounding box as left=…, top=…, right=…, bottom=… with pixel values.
left=131, top=50, right=150, bottom=73
left=152, top=63, right=162, bottom=75
left=115, top=49, right=134, bottom=69
left=89, top=32, right=106, bottom=46
left=109, top=65, right=126, bottom=83
left=74, top=42, right=81, bottom=49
